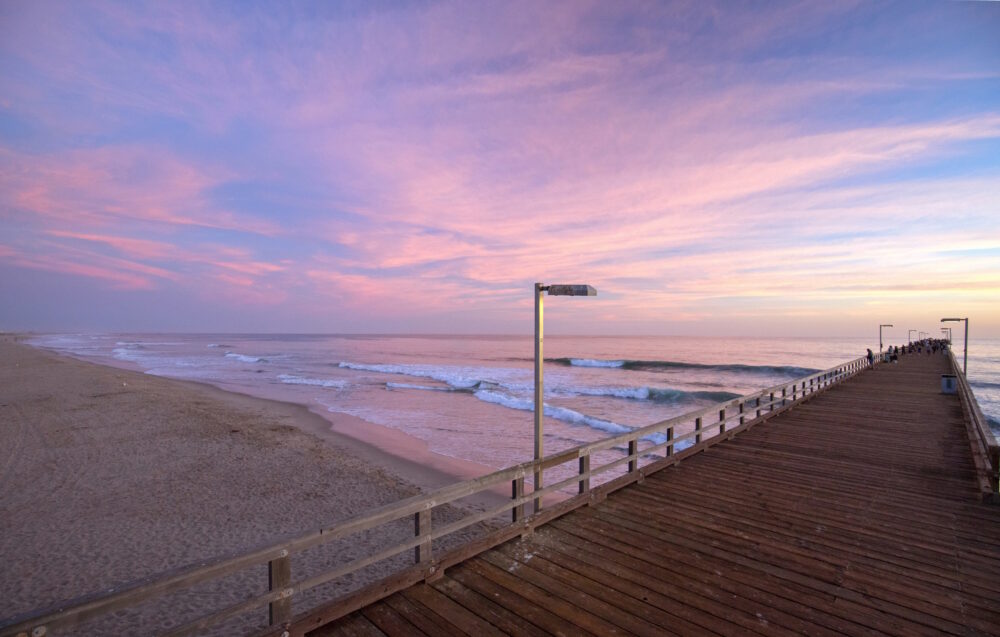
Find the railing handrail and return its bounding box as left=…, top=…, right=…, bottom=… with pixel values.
left=947, top=348, right=999, bottom=495
left=0, top=354, right=871, bottom=637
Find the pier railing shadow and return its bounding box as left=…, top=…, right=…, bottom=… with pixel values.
left=1, top=356, right=876, bottom=637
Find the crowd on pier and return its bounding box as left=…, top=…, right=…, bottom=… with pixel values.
left=868, top=338, right=951, bottom=366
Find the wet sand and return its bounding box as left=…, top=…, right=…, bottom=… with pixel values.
left=0, top=336, right=499, bottom=634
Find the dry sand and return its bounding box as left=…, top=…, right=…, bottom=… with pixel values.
left=0, top=336, right=500, bottom=635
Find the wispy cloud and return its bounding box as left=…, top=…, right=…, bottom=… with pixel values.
left=0, top=0, right=998, bottom=333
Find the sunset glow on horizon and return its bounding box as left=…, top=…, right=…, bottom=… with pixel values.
left=1, top=1, right=999, bottom=337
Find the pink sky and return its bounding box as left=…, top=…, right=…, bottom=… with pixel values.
left=1, top=1, right=999, bottom=337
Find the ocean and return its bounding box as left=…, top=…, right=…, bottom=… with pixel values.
left=28, top=333, right=1000, bottom=477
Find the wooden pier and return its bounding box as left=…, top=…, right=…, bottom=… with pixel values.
left=312, top=353, right=1000, bottom=636
left=3, top=351, right=997, bottom=637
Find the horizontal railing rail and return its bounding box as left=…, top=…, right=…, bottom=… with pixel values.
left=948, top=349, right=1000, bottom=499
left=0, top=355, right=872, bottom=637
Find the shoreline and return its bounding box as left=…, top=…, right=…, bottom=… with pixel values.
left=0, top=335, right=503, bottom=633
left=20, top=335, right=501, bottom=497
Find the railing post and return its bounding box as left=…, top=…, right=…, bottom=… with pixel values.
left=578, top=455, right=590, bottom=495
left=739, top=401, right=745, bottom=426
left=666, top=426, right=674, bottom=457
left=719, top=407, right=727, bottom=434
left=769, top=392, right=774, bottom=412
left=512, top=476, right=525, bottom=522
left=756, top=397, right=762, bottom=419
left=414, top=509, right=431, bottom=564
left=628, top=439, right=638, bottom=472
left=792, top=383, right=797, bottom=401
left=695, top=416, right=702, bottom=443
left=268, top=553, right=292, bottom=626
left=782, top=388, right=787, bottom=407
left=991, top=448, right=1000, bottom=495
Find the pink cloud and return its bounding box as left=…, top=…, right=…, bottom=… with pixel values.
left=45, top=230, right=177, bottom=260
left=0, top=245, right=159, bottom=290
left=1, top=146, right=278, bottom=235
left=209, top=260, right=287, bottom=276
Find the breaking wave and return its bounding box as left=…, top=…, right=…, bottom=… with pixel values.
left=341, top=360, right=735, bottom=405
left=338, top=361, right=497, bottom=390
left=225, top=352, right=267, bottom=364
left=565, top=358, right=626, bottom=368
left=472, top=389, right=666, bottom=444
left=566, top=385, right=740, bottom=403
left=550, top=357, right=818, bottom=377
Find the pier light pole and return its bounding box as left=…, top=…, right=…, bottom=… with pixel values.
left=941, top=317, right=968, bottom=374
left=534, top=283, right=596, bottom=513
left=908, top=329, right=917, bottom=344
left=941, top=327, right=952, bottom=343
left=879, top=324, right=893, bottom=357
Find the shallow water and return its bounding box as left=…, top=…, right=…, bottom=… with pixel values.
left=30, top=333, right=1000, bottom=472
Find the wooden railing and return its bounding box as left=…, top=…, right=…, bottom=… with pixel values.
left=0, top=356, right=872, bottom=637
left=948, top=349, right=1000, bottom=501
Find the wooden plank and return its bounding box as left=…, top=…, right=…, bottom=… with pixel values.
left=401, top=585, right=507, bottom=637
left=446, top=562, right=596, bottom=637
left=599, top=493, right=974, bottom=628
left=546, top=518, right=878, bottom=637
left=622, top=483, right=987, bottom=592
left=494, top=537, right=786, bottom=637
left=549, top=514, right=936, bottom=637
left=381, top=594, right=465, bottom=637
left=322, top=613, right=387, bottom=637
left=603, top=490, right=978, bottom=624
left=462, top=558, right=623, bottom=635
left=535, top=524, right=861, bottom=637
left=430, top=576, right=551, bottom=637
left=360, top=603, right=425, bottom=637
left=574, top=503, right=970, bottom=636
left=482, top=548, right=691, bottom=637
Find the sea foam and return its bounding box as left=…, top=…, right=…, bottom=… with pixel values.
left=339, top=361, right=519, bottom=391
left=471, top=388, right=666, bottom=444
left=278, top=374, right=346, bottom=389
left=568, top=358, right=626, bottom=368
left=225, top=352, right=267, bottom=364
left=342, top=360, right=734, bottom=405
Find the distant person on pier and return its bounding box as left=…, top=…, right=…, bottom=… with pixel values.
left=867, top=348, right=874, bottom=367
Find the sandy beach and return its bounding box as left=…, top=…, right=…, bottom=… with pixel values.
left=0, top=336, right=495, bottom=634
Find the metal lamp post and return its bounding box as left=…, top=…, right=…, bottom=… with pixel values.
left=534, top=283, right=596, bottom=512
left=908, top=329, right=917, bottom=344
left=941, top=317, right=968, bottom=374
left=879, top=324, right=893, bottom=357
left=941, top=327, right=952, bottom=342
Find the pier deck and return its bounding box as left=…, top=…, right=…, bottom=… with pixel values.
left=314, top=353, right=1000, bottom=636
